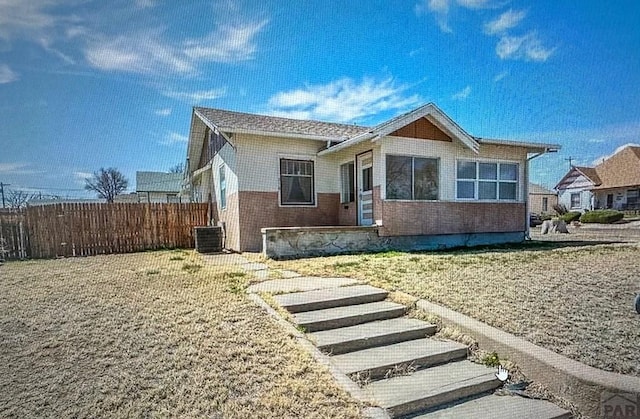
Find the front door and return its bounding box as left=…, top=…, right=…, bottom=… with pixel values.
left=357, top=152, right=373, bottom=226
left=607, top=194, right=613, bottom=209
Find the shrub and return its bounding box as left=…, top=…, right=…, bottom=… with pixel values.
left=559, top=211, right=581, bottom=223
left=553, top=203, right=569, bottom=215
left=579, top=210, right=624, bottom=224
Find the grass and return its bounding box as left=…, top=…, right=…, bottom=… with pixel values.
left=268, top=237, right=640, bottom=377
left=0, top=251, right=361, bottom=418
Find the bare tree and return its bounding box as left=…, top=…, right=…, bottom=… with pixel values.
left=5, top=189, right=38, bottom=209
left=84, top=168, right=128, bottom=203
left=168, top=163, right=184, bottom=174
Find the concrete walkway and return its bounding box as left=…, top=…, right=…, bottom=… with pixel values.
left=226, top=256, right=572, bottom=419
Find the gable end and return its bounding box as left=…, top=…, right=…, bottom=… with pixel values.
left=390, top=117, right=452, bottom=142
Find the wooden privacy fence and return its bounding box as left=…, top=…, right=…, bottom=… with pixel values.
left=0, top=210, right=29, bottom=260
left=0, top=203, right=210, bottom=260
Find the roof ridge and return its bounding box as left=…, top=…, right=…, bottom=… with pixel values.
left=194, top=106, right=370, bottom=129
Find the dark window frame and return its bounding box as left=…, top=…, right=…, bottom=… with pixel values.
left=385, top=155, right=439, bottom=201
left=280, top=158, right=315, bottom=206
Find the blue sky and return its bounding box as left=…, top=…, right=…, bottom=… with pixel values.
left=1, top=0, right=639, bottom=199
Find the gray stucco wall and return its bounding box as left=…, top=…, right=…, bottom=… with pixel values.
left=261, top=226, right=525, bottom=259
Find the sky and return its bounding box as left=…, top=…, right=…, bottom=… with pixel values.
left=1, top=0, right=639, bottom=200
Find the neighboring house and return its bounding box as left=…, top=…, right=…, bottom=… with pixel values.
left=185, top=103, right=559, bottom=252
left=136, top=171, right=185, bottom=203
left=528, top=183, right=558, bottom=215
left=555, top=145, right=640, bottom=211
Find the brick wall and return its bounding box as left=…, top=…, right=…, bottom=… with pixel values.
left=378, top=196, right=526, bottom=237
left=237, top=191, right=340, bottom=251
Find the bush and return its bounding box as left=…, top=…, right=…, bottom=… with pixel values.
left=579, top=210, right=624, bottom=224
left=559, top=211, right=581, bottom=223
left=553, top=203, right=569, bottom=215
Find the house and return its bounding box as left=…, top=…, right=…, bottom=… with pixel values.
left=555, top=145, right=640, bottom=211
left=184, top=103, right=560, bottom=255
left=136, top=171, right=185, bottom=203
left=528, top=183, right=558, bottom=215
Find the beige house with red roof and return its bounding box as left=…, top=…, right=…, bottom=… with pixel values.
left=184, top=103, right=559, bottom=254
left=555, top=145, right=640, bottom=211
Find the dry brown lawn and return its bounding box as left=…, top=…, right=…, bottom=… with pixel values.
left=268, top=239, right=640, bottom=378
left=0, top=250, right=361, bottom=418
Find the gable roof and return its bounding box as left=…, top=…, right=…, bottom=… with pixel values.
left=592, top=145, right=640, bottom=190
left=529, top=183, right=556, bottom=195
left=188, top=104, right=561, bottom=168
left=575, top=166, right=601, bottom=185
left=554, top=166, right=600, bottom=190
left=554, top=145, right=640, bottom=191
left=318, top=103, right=480, bottom=155
left=194, top=107, right=368, bottom=141
left=136, top=171, right=182, bottom=193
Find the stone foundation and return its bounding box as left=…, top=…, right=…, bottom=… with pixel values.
left=261, top=226, right=525, bottom=259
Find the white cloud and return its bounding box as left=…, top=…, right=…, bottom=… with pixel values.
left=162, top=132, right=189, bottom=146
left=0, top=0, right=57, bottom=40
left=452, top=85, right=471, bottom=100
left=183, top=20, right=268, bottom=63
left=493, top=71, right=508, bottom=82
left=135, top=0, right=156, bottom=9
left=484, top=9, right=527, bottom=35
left=0, top=1, right=268, bottom=75
left=456, top=0, right=494, bottom=9
left=417, top=0, right=501, bottom=33
left=73, top=171, right=93, bottom=180
left=267, top=77, right=422, bottom=124
left=0, top=162, right=27, bottom=173
left=416, top=0, right=452, bottom=32
left=162, top=88, right=226, bottom=103
left=85, top=30, right=195, bottom=74
left=0, top=64, right=18, bottom=83
left=496, top=32, right=555, bottom=62
left=0, top=162, right=42, bottom=175
left=155, top=108, right=172, bottom=116
left=591, top=143, right=640, bottom=166
left=84, top=20, right=267, bottom=75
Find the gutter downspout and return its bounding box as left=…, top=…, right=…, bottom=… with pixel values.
left=525, top=149, right=557, bottom=239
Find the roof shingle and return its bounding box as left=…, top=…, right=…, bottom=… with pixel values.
left=194, top=107, right=369, bottom=140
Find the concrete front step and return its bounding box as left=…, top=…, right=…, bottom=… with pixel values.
left=274, top=284, right=388, bottom=313
left=293, top=301, right=407, bottom=332
left=413, top=394, right=572, bottom=419
left=332, top=338, right=468, bottom=380
left=311, top=317, right=437, bottom=355
left=365, top=360, right=500, bottom=418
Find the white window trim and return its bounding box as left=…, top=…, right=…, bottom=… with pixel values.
left=277, top=154, right=318, bottom=208
left=455, top=159, right=521, bottom=202
left=218, top=164, right=227, bottom=211
left=384, top=154, right=440, bottom=201
left=570, top=192, right=581, bottom=209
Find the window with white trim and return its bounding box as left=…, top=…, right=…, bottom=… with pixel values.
left=386, top=155, right=439, bottom=200
left=219, top=165, right=226, bottom=209
left=340, top=162, right=355, bottom=203
left=456, top=161, right=519, bottom=201
left=570, top=193, right=581, bottom=208
left=280, top=159, right=315, bottom=205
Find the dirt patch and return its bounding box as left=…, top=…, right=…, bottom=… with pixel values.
left=0, top=250, right=361, bottom=418
left=268, top=241, right=640, bottom=377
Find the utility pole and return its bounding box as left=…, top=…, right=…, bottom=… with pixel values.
left=0, top=182, right=9, bottom=209
left=565, top=157, right=574, bottom=168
